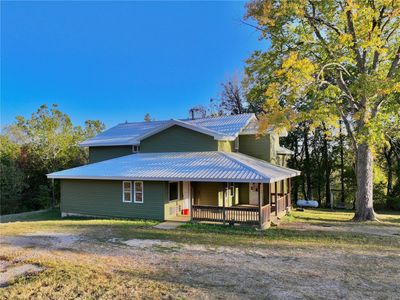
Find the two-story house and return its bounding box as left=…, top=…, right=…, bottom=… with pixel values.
left=48, top=113, right=300, bottom=228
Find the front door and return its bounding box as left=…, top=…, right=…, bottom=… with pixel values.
left=249, top=183, right=263, bottom=205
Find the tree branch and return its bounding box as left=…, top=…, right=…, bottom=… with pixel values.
left=339, top=110, right=358, bottom=151
left=240, top=19, right=269, bottom=35
left=372, top=50, right=380, bottom=72
left=304, top=14, right=342, bottom=35
left=307, top=20, right=334, bottom=58
left=346, top=9, right=365, bottom=73
left=336, top=70, right=360, bottom=111
left=387, top=45, right=400, bottom=78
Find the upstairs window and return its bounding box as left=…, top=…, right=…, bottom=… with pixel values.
left=122, top=181, right=132, bottom=202
left=132, top=145, right=140, bottom=153
left=134, top=181, right=144, bottom=203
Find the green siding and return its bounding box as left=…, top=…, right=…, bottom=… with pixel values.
left=89, top=146, right=133, bottom=163
left=193, top=182, right=240, bottom=207
left=218, top=140, right=235, bottom=152
left=140, top=125, right=218, bottom=153
left=193, top=182, right=223, bottom=206
left=238, top=183, right=249, bottom=204
left=60, top=179, right=166, bottom=220
left=239, top=133, right=279, bottom=163
left=269, top=133, right=279, bottom=164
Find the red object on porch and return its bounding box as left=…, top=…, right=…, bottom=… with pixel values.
left=182, top=208, right=189, bottom=216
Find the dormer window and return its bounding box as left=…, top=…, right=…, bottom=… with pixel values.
left=132, top=145, right=140, bottom=153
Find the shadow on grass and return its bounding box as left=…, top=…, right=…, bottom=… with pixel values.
left=0, top=209, right=62, bottom=223
left=293, top=216, right=351, bottom=223
left=53, top=221, right=400, bottom=250
left=2, top=208, right=399, bottom=250
left=378, top=216, right=400, bottom=224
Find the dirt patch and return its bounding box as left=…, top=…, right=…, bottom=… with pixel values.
left=0, top=231, right=80, bottom=250
left=0, top=263, right=43, bottom=287
left=122, top=238, right=178, bottom=248
left=1, top=225, right=399, bottom=299
left=0, top=261, right=11, bottom=273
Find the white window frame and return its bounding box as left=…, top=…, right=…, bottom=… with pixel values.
left=122, top=181, right=132, bottom=203
left=168, top=181, right=180, bottom=201
left=132, top=145, right=140, bottom=153
left=134, top=181, right=144, bottom=204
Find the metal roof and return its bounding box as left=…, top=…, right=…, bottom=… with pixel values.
left=187, top=114, right=256, bottom=137
left=277, top=146, right=294, bottom=155
left=80, top=120, right=170, bottom=147
left=80, top=113, right=256, bottom=147
left=136, top=119, right=235, bottom=141
left=47, top=151, right=300, bottom=183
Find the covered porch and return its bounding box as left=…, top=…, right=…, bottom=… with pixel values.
left=189, top=178, right=292, bottom=229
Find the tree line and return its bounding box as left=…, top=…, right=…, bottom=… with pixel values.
left=191, top=72, right=400, bottom=212
left=241, top=0, right=399, bottom=220
left=0, top=104, right=104, bottom=215
left=2, top=1, right=399, bottom=218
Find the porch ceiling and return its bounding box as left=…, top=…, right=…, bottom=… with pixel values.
left=47, top=151, right=300, bottom=183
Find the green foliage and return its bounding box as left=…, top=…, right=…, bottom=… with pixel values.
left=244, top=0, right=400, bottom=216
left=0, top=104, right=105, bottom=215
left=0, top=136, right=26, bottom=214
left=30, top=185, right=52, bottom=210
left=245, top=0, right=399, bottom=144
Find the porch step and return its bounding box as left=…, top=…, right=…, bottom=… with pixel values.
left=153, top=222, right=184, bottom=230
left=270, top=216, right=281, bottom=226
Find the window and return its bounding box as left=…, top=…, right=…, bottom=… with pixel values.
left=169, top=181, right=180, bottom=201
left=132, top=145, right=140, bottom=153
left=122, top=181, right=132, bottom=202
left=134, top=181, right=143, bottom=203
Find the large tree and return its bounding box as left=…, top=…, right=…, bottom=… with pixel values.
left=244, top=0, right=399, bottom=220
left=2, top=104, right=105, bottom=212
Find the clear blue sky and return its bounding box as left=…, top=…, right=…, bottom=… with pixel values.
left=1, top=1, right=265, bottom=129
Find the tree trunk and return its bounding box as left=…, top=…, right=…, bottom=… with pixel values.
left=383, top=143, right=393, bottom=201
left=293, top=136, right=299, bottom=203
left=339, top=121, right=345, bottom=204
left=323, top=132, right=331, bottom=207
left=353, top=142, right=376, bottom=221
left=304, top=128, right=312, bottom=200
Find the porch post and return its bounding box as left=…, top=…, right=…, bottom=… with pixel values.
left=223, top=183, right=226, bottom=225
left=267, top=183, right=271, bottom=206
left=288, top=178, right=292, bottom=207
left=190, top=182, right=193, bottom=221
left=51, top=178, right=55, bottom=208
left=275, top=181, right=278, bottom=216
left=258, top=183, right=262, bottom=227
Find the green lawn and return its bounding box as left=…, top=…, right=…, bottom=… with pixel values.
left=1, top=208, right=399, bottom=249
left=1, top=208, right=399, bottom=299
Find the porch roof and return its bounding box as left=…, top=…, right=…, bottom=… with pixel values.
left=47, top=151, right=300, bottom=183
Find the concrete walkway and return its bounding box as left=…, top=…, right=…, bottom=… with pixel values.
left=153, top=221, right=184, bottom=230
